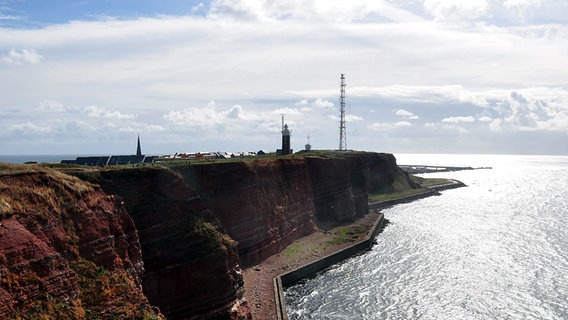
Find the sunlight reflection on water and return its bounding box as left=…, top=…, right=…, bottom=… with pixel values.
left=285, top=155, right=568, bottom=320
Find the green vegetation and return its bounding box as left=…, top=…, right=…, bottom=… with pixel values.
left=326, top=225, right=368, bottom=246
left=411, top=176, right=453, bottom=188
left=188, top=216, right=237, bottom=256
left=368, top=170, right=455, bottom=203
left=71, top=259, right=161, bottom=320
left=282, top=242, right=302, bottom=258
left=0, top=164, right=94, bottom=222
left=0, top=163, right=163, bottom=319
left=369, top=188, right=430, bottom=202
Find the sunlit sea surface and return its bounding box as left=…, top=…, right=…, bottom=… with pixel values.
left=0, top=155, right=78, bottom=164
left=286, top=154, right=568, bottom=320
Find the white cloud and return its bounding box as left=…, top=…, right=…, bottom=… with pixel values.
left=37, top=100, right=67, bottom=112
left=395, top=109, right=419, bottom=120
left=208, top=0, right=395, bottom=22
left=489, top=119, right=503, bottom=132
left=442, top=116, right=476, bottom=123
left=369, top=122, right=393, bottom=131
left=395, top=121, right=412, bottom=127
left=329, top=114, right=364, bottom=122
left=272, top=107, right=303, bottom=117
left=314, top=98, right=334, bottom=109
left=346, top=115, right=363, bottom=122
left=493, top=90, right=568, bottom=132
left=423, top=0, right=489, bottom=22
left=442, top=125, right=469, bottom=134
left=295, top=98, right=334, bottom=110
left=84, top=106, right=135, bottom=120
left=1, top=1, right=568, bottom=154
left=1, top=48, right=43, bottom=65
left=192, top=3, right=205, bottom=12
left=10, top=121, right=52, bottom=135
left=369, top=120, right=412, bottom=131
left=119, top=124, right=166, bottom=133
left=164, top=101, right=224, bottom=128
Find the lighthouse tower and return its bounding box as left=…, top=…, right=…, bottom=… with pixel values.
left=281, top=124, right=291, bottom=155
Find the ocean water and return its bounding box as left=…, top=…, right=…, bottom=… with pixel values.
left=0, top=155, right=79, bottom=164
left=285, top=154, right=568, bottom=320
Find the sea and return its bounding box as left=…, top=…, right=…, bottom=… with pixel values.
left=0, top=155, right=79, bottom=164
left=285, top=154, right=568, bottom=320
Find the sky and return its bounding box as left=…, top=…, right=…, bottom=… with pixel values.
left=1, top=0, right=567, bottom=156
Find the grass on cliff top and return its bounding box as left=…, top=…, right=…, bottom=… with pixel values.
left=368, top=171, right=426, bottom=203
left=368, top=172, right=455, bottom=203
left=0, top=163, right=95, bottom=220
left=411, top=176, right=454, bottom=188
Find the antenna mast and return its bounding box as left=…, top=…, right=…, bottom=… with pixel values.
left=339, top=74, right=347, bottom=151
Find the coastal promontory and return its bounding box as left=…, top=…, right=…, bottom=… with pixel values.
left=0, top=151, right=422, bottom=319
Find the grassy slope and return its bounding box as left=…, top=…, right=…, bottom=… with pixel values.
left=0, top=163, right=163, bottom=320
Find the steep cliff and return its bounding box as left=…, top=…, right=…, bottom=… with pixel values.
left=0, top=164, right=161, bottom=319
left=173, top=159, right=318, bottom=267
left=0, top=151, right=415, bottom=320
left=305, top=152, right=414, bottom=224
left=77, top=167, right=251, bottom=320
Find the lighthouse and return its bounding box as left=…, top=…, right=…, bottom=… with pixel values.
left=281, top=124, right=291, bottom=155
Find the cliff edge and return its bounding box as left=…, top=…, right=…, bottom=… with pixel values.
left=0, top=164, right=162, bottom=319
left=1, top=151, right=417, bottom=319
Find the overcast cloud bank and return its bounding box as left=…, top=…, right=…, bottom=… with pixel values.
left=1, top=0, right=567, bottom=155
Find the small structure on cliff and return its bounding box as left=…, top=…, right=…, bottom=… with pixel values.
left=276, top=115, right=293, bottom=155
left=305, top=135, right=312, bottom=151
left=61, top=136, right=155, bottom=166
left=136, top=134, right=142, bottom=156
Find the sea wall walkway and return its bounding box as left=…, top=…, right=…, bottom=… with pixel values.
left=273, top=179, right=465, bottom=320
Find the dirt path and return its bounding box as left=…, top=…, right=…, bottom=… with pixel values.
left=242, top=210, right=382, bottom=320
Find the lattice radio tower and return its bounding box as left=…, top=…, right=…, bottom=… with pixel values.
left=339, top=73, right=347, bottom=151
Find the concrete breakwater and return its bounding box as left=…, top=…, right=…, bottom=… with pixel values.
left=400, top=165, right=491, bottom=174
left=274, top=212, right=386, bottom=320
left=369, top=179, right=465, bottom=210
left=273, top=179, right=465, bottom=320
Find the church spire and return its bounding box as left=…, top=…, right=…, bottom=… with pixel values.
left=136, top=134, right=142, bottom=156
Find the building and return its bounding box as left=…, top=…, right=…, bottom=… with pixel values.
left=276, top=122, right=293, bottom=155
left=281, top=124, right=291, bottom=155
left=136, top=134, right=142, bottom=156
left=305, top=135, right=312, bottom=152
left=61, top=136, right=154, bottom=166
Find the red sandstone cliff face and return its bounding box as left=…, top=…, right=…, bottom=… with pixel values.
left=84, top=167, right=251, bottom=320
left=305, top=152, right=412, bottom=224
left=0, top=152, right=414, bottom=320
left=173, top=159, right=318, bottom=267
left=0, top=165, right=160, bottom=319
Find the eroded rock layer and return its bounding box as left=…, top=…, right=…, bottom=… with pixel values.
left=1, top=151, right=414, bottom=319
left=86, top=167, right=251, bottom=320
left=0, top=166, right=160, bottom=319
